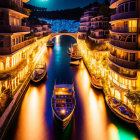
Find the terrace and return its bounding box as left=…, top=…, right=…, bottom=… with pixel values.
left=109, top=53, right=137, bottom=69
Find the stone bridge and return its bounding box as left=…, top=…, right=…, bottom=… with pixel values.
left=49, top=33, right=78, bottom=40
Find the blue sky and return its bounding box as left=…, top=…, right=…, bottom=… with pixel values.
left=27, top=0, right=105, bottom=11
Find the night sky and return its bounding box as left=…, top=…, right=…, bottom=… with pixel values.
left=27, top=0, right=105, bottom=11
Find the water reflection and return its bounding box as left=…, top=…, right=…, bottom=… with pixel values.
left=6, top=36, right=139, bottom=140
left=14, top=84, right=48, bottom=140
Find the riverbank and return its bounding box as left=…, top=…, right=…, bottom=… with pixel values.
left=77, top=38, right=140, bottom=131
left=0, top=35, right=50, bottom=139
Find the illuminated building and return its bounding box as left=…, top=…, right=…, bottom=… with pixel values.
left=78, top=6, right=99, bottom=39
left=31, top=24, right=51, bottom=37
left=109, top=0, right=140, bottom=102
left=90, top=15, right=109, bottom=44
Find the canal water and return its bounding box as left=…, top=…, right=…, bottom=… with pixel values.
left=5, top=36, right=139, bottom=140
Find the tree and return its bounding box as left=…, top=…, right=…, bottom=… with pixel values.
left=125, top=90, right=140, bottom=112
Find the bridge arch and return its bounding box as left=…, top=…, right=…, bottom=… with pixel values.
left=49, top=33, right=78, bottom=41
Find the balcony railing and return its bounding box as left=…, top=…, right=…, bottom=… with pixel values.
left=110, top=39, right=138, bottom=50
left=80, top=19, right=90, bottom=23
left=0, top=38, right=35, bottom=55
left=91, top=26, right=109, bottom=31
left=0, top=1, right=29, bottom=16
left=109, top=53, right=137, bottom=69
left=89, top=34, right=109, bottom=39
left=109, top=63, right=137, bottom=78
left=78, top=29, right=88, bottom=32
left=111, top=26, right=137, bottom=33
left=111, top=11, right=137, bottom=21
left=0, top=25, right=30, bottom=33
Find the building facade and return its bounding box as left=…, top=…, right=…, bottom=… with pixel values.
left=90, top=15, right=109, bottom=44
left=78, top=6, right=99, bottom=39
left=109, top=0, right=140, bottom=103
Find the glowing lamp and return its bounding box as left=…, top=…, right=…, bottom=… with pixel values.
left=61, top=109, right=66, bottom=115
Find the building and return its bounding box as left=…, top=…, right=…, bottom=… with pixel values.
left=0, top=0, right=34, bottom=72
left=78, top=6, right=99, bottom=39
left=31, top=24, right=51, bottom=37
left=90, top=15, right=109, bottom=44
left=108, top=0, right=140, bottom=103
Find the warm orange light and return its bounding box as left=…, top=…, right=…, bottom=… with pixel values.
left=61, top=109, right=66, bottom=115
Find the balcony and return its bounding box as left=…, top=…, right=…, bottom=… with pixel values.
left=110, top=39, right=138, bottom=50
left=91, top=26, right=109, bottom=31
left=109, top=53, right=137, bottom=69
left=89, top=34, right=109, bottom=39
left=80, top=19, right=90, bottom=23
left=111, top=11, right=137, bottom=21
left=109, top=63, right=137, bottom=79
left=111, top=26, right=137, bottom=33
left=0, top=38, right=35, bottom=55
left=78, top=29, right=88, bottom=33
left=0, top=25, right=30, bottom=33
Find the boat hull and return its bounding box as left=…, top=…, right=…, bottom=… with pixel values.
left=52, top=98, right=76, bottom=131
left=31, top=69, right=47, bottom=83
left=47, top=44, right=54, bottom=47
left=90, top=79, right=103, bottom=90
left=106, top=96, right=137, bottom=123
left=52, top=108, right=74, bottom=131
left=71, top=56, right=82, bottom=60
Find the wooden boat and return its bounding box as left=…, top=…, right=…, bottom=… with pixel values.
left=51, top=83, right=76, bottom=130
left=70, top=44, right=82, bottom=60
left=67, top=48, right=71, bottom=55
left=31, top=63, right=47, bottom=83
left=47, top=40, right=54, bottom=47
left=70, top=60, right=80, bottom=66
left=106, top=96, right=138, bottom=123
left=91, top=74, right=103, bottom=90
left=70, top=52, right=82, bottom=60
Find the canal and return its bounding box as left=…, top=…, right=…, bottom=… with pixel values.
left=5, top=35, right=139, bottom=140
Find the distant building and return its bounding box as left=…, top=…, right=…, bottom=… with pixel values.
left=31, top=24, right=51, bottom=37
left=78, top=6, right=99, bottom=39
left=90, top=15, right=109, bottom=44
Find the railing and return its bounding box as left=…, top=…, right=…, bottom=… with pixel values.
left=78, top=29, right=88, bottom=32
left=109, top=63, right=137, bottom=79
left=80, top=19, right=90, bottom=22
left=110, top=39, right=138, bottom=50
left=111, top=26, right=137, bottom=33
left=0, top=38, right=35, bottom=55
left=109, top=53, right=137, bottom=69
left=111, top=11, right=137, bottom=21
left=0, top=1, right=29, bottom=15
left=89, top=34, right=109, bottom=39
left=11, top=38, right=35, bottom=53
left=91, top=26, right=109, bottom=31
left=0, top=25, right=30, bottom=33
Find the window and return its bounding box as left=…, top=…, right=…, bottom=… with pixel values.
left=0, top=41, right=3, bottom=47
left=130, top=53, right=135, bottom=61
left=130, top=2, right=136, bottom=11
left=125, top=3, right=128, bottom=12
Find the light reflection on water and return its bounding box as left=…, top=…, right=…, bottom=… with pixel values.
left=6, top=36, right=139, bottom=140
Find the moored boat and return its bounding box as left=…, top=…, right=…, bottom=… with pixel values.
left=91, top=74, right=103, bottom=90
left=70, top=60, right=80, bottom=66
left=67, top=48, right=71, bottom=55
left=47, top=40, right=54, bottom=47
left=70, top=43, right=82, bottom=60
left=106, top=96, right=138, bottom=123
left=51, top=83, right=76, bottom=130
left=31, top=63, right=47, bottom=83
